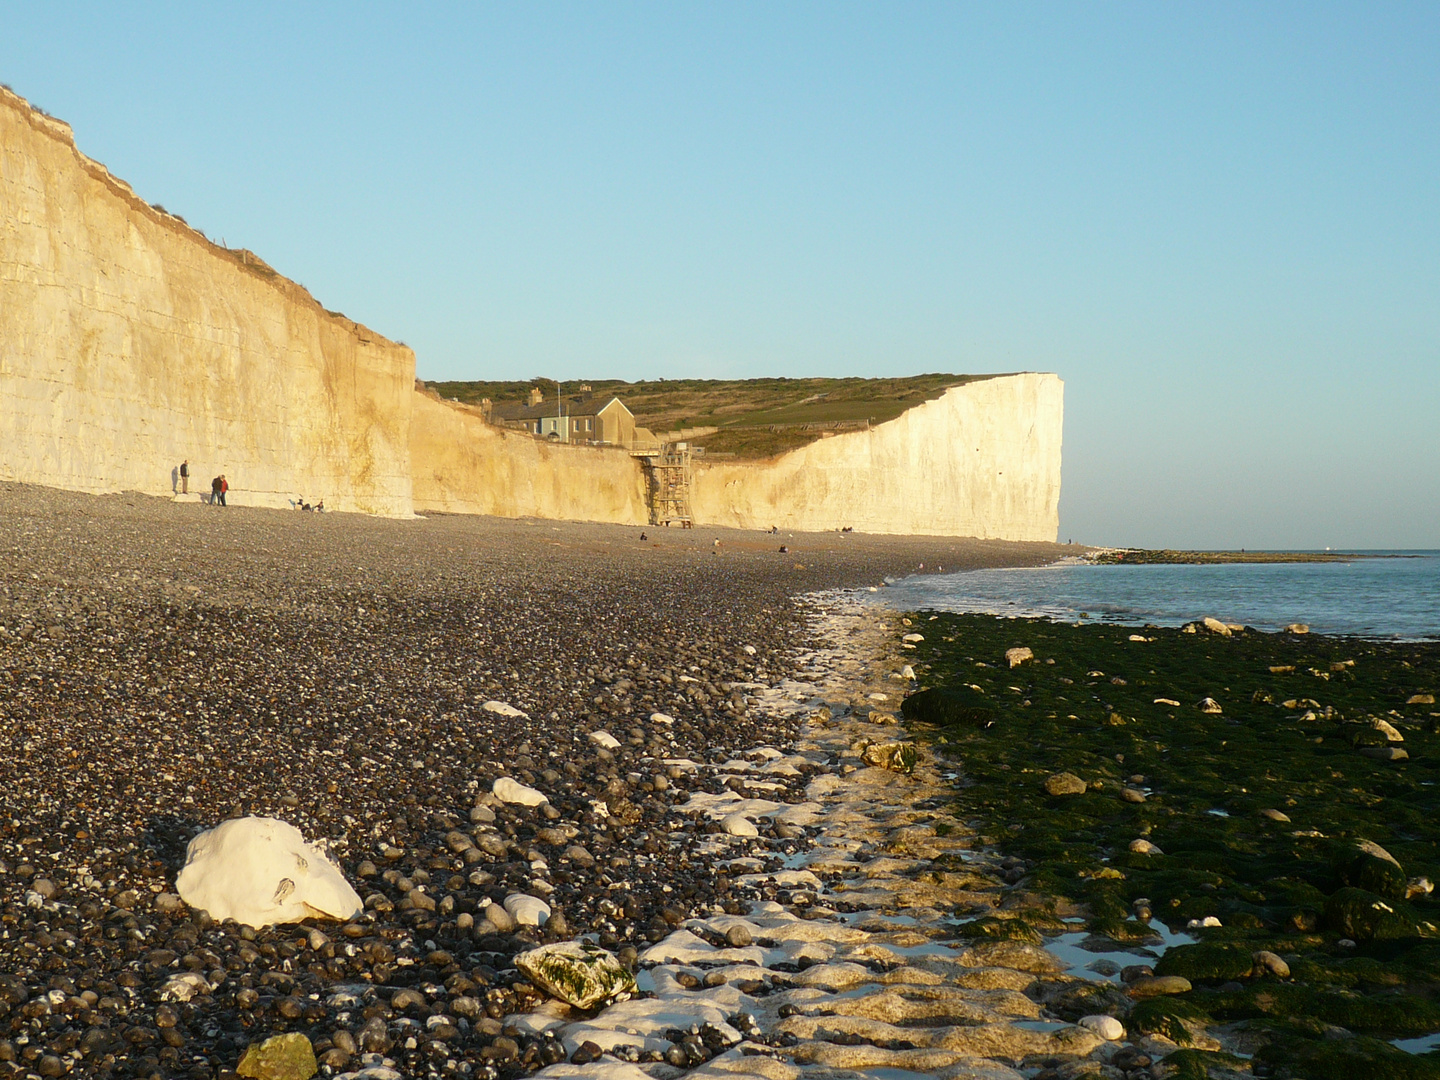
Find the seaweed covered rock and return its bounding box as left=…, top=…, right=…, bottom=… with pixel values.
left=900, top=686, right=996, bottom=729
left=1202, top=983, right=1440, bottom=1038
left=1254, top=1032, right=1440, bottom=1080
left=1155, top=942, right=1255, bottom=983
left=1127, top=997, right=1211, bottom=1045
left=1334, top=839, right=1408, bottom=900
left=514, top=942, right=638, bottom=1009
left=236, top=1033, right=317, bottom=1080
left=1128, top=974, right=1193, bottom=997
left=952, top=915, right=1042, bottom=945
left=1154, top=1049, right=1252, bottom=1078
left=1043, top=980, right=1133, bottom=1022
left=858, top=740, right=918, bottom=774
left=1043, top=771, right=1088, bottom=797
left=1323, top=887, right=1419, bottom=941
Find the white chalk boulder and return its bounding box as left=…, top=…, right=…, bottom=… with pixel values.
left=493, top=777, right=547, bottom=806
left=175, top=817, right=361, bottom=929
left=588, top=730, right=622, bottom=750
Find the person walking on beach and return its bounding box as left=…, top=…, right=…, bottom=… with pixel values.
left=179, top=459, right=189, bottom=494
left=211, top=475, right=227, bottom=507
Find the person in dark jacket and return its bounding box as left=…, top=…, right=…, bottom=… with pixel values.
left=179, top=459, right=189, bottom=494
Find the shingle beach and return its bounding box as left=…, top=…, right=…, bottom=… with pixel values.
left=0, top=484, right=1072, bottom=1079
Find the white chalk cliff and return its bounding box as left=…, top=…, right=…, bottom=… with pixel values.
left=1, top=85, right=1062, bottom=540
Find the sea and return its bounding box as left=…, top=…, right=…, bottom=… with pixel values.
left=879, top=551, right=1440, bottom=641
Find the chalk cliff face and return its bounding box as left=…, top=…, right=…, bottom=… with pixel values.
left=691, top=374, right=1063, bottom=540
left=410, top=374, right=1061, bottom=540
left=410, top=392, right=649, bottom=523
left=1, top=85, right=1062, bottom=540
left=0, top=87, right=415, bottom=514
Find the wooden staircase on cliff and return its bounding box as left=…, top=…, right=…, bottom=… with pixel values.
left=633, top=443, right=693, bottom=526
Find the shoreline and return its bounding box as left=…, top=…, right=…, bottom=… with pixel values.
left=1087, top=549, right=1381, bottom=566
left=525, top=592, right=1130, bottom=1079
left=876, top=553, right=1440, bottom=644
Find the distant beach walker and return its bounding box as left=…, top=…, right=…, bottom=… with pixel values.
left=880, top=550, right=1440, bottom=640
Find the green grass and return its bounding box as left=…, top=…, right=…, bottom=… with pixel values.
left=423, top=373, right=993, bottom=459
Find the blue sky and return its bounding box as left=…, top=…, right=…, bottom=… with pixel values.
left=3, top=3, right=1437, bottom=548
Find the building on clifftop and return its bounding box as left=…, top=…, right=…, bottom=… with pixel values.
left=489, top=390, right=639, bottom=447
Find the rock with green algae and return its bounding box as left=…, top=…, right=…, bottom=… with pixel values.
left=900, top=686, right=995, bottom=729
left=236, top=1033, right=316, bottom=1080
left=858, top=740, right=918, bottom=774
left=1334, top=839, right=1408, bottom=900
left=1127, top=997, right=1210, bottom=1045
left=514, top=941, right=637, bottom=1010
left=1323, top=886, right=1420, bottom=941
left=1253, top=1031, right=1440, bottom=1080
left=1043, top=771, right=1087, bottom=797
left=1155, top=942, right=1255, bottom=982
left=951, top=915, right=1042, bottom=945
left=1152, top=1048, right=1249, bottom=1080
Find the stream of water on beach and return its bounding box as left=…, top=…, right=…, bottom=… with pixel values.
left=881, top=551, right=1440, bottom=640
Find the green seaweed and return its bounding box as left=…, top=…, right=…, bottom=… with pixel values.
left=900, top=686, right=997, bottom=729
left=1154, top=942, right=1255, bottom=982
left=1128, top=997, right=1211, bottom=1044
left=1198, top=983, right=1440, bottom=1037
left=1324, top=887, right=1421, bottom=941
left=1252, top=1029, right=1440, bottom=1080
left=1155, top=1049, right=1250, bottom=1079
left=903, top=613, right=1440, bottom=1049
left=951, top=915, right=1042, bottom=944
left=1334, top=841, right=1409, bottom=900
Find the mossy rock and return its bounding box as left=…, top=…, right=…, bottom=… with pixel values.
left=236, top=1034, right=317, bottom=1080
left=1345, top=723, right=1393, bottom=749
left=1084, top=884, right=1132, bottom=921
left=1324, top=887, right=1419, bottom=941
left=1253, top=1031, right=1440, bottom=1080
left=952, top=915, right=1041, bottom=945
left=1088, top=916, right=1162, bottom=943
left=1046, top=979, right=1133, bottom=1022
left=900, top=687, right=996, bottom=730
left=1334, top=841, right=1408, bottom=901
left=859, top=739, right=919, bottom=774
left=514, top=941, right=637, bottom=1009
left=1157, top=1049, right=1250, bottom=1080
left=1155, top=942, right=1255, bottom=982
left=1128, top=997, right=1210, bottom=1045
left=1200, top=983, right=1440, bottom=1037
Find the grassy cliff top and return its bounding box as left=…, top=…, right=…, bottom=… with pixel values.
left=425, top=373, right=996, bottom=458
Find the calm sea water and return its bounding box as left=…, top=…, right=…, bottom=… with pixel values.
left=880, top=551, right=1440, bottom=641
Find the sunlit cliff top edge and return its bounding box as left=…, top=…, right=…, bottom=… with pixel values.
left=0, top=82, right=404, bottom=354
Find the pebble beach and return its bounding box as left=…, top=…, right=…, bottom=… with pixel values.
left=0, top=483, right=1073, bottom=1080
